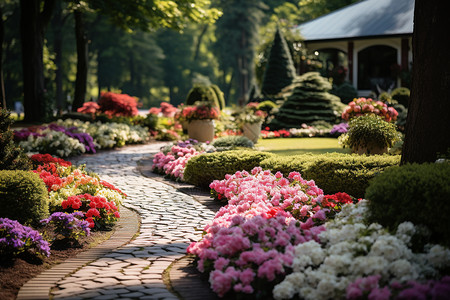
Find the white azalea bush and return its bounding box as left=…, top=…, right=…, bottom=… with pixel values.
left=273, top=200, right=450, bottom=300
left=18, top=130, right=86, bottom=157
left=56, top=119, right=149, bottom=149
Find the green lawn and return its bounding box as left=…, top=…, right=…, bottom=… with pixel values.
left=256, top=137, right=351, bottom=156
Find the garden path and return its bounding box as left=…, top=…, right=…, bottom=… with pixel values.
left=38, top=143, right=216, bottom=300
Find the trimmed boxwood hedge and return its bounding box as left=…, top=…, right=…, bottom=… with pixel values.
left=184, top=150, right=400, bottom=197
left=260, top=153, right=400, bottom=198
left=183, top=150, right=274, bottom=188
left=0, top=170, right=49, bottom=225
left=365, top=163, right=450, bottom=247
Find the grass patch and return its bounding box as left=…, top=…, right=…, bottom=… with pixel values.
left=256, top=137, right=350, bottom=155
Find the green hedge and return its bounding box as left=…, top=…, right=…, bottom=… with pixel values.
left=260, top=153, right=400, bottom=198
left=184, top=150, right=274, bottom=188
left=365, top=163, right=450, bottom=247
left=184, top=150, right=400, bottom=197
left=0, top=170, right=49, bottom=225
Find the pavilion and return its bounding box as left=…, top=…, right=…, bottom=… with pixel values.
left=295, top=0, right=414, bottom=96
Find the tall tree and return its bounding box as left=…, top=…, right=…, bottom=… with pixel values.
left=214, top=0, right=266, bottom=105
left=401, top=0, right=450, bottom=164
left=261, top=27, right=296, bottom=96
left=19, top=0, right=55, bottom=122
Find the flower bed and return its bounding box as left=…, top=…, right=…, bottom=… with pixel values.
left=260, top=124, right=331, bottom=139
left=188, top=167, right=450, bottom=299
left=151, top=139, right=214, bottom=181
left=188, top=167, right=359, bottom=298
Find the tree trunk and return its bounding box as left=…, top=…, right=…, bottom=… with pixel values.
left=401, top=0, right=450, bottom=164
left=20, top=0, right=45, bottom=122
left=19, top=0, right=54, bottom=122
left=72, top=10, right=88, bottom=112
left=52, top=1, right=65, bottom=115
left=0, top=6, right=6, bottom=109
left=193, top=24, right=208, bottom=62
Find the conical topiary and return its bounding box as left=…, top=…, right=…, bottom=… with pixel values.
left=261, top=28, right=296, bottom=96
left=269, top=72, right=345, bottom=129
left=186, top=84, right=220, bottom=109
left=0, top=109, right=32, bottom=170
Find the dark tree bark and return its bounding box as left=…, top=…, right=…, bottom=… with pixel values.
left=0, top=6, right=6, bottom=109
left=52, top=1, right=67, bottom=115
left=401, top=0, right=450, bottom=164
left=72, top=10, right=88, bottom=112
left=19, top=0, right=54, bottom=122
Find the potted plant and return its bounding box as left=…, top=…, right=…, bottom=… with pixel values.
left=345, top=114, right=402, bottom=155
left=237, top=102, right=267, bottom=143
left=182, top=101, right=220, bottom=142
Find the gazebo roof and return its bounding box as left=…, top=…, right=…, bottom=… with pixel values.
left=295, top=0, right=414, bottom=42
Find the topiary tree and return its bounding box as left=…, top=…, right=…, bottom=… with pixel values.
left=269, top=72, right=345, bottom=129
left=186, top=84, right=220, bottom=109
left=330, top=81, right=358, bottom=104
left=210, top=84, right=226, bottom=109
left=261, top=28, right=296, bottom=96
left=0, top=109, right=32, bottom=171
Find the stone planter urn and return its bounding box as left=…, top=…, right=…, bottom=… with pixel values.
left=352, top=143, right=388, bottom=155
left=187, top=119, right=215, bottom=142
left=242, top=121, right=262, bottom=143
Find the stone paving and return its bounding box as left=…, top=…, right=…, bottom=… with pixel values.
left=47, top=143, right=216, bottom=300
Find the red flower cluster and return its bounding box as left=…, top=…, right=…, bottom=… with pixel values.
left=31, top=154, right=72, bottom=167
left=98, top=91, right=139, bottom=117
left=36, top=169, right=63, bottom=192
left=77, top=101, right=100, bottom=115
left=260, top=127, right=291, bottom=138
left=100, top=180, right=127, bottom=197
left=181, top=104, right=220, bottom=121
left=61, top=194, right=120, bottom=229
left=322, top=192, right=356, bottom=208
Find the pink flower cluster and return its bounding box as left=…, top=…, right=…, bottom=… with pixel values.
left=342, top=98, right=398, bottom=122
left=152, top=145, right=202, bottom=180
left=210, top=167, right=338, bottom=223
left=347, top=275, right=450, bottom=300
left=188, top=168, right=332, bottom=297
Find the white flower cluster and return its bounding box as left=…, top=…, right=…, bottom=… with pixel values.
left=273, top=201, right=450, bottom=300
left=19, top=130, right=86, bottom=158
left=56, top=119, right=149, bottom=149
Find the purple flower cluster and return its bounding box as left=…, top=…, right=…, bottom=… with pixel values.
left=330, top=122, right=349, bottom=136
left=40, top=212, right=90, bottom=241
left=0, top=218, right=50, bottom=258
left=13, top=128, right=45, bottom=141
left=47, top=123, right=97, bottom=153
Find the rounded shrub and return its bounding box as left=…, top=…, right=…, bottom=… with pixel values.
left=330, top=81, right=358, bottom=104
left=212, top=136, right=254, bottom=150
left=210, top=84, right=226, bottom=110
left=0, top=170, right=49, bottom=225
left=391, top=87, right=410, bottom=107
left=365, top=163, right=450, bottom=247
left=186, top=85, right=220, bottom=109
left=183, top=150, right=274, bottom=188
left=347, top=114, right=402, bottom=152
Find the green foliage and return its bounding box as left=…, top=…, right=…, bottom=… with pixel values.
left=269, top=72, right=345, bottom=128
left=260, top=153, right=400, bottom=198
left=211, top=84, right=226, bottom=109
left=0, top=109, right=32, bottom=171
left=347, top=114, right=402, bottom=149
left=212, top=136, right=254, bottom=150
left=330, top=81, right=358, bottom=104
left=186, top=85, right=220, bottom=109
left=391, top=87, right=410, bottom=107
left=0, top=170, right=49, bottom=226
left=261, top=28, right=296, bottom=96
left=183, top=150, right=274, bottom=187
left=365, top=163, right=450, bottom=247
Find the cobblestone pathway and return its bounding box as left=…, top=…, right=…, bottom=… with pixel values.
left=49, top=143, right=216, bottom=300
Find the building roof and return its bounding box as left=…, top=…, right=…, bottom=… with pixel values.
left=295, top=0, right=414, bottom=42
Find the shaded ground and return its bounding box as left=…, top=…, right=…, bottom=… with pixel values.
left=0, top=229, right=113, bottom=300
